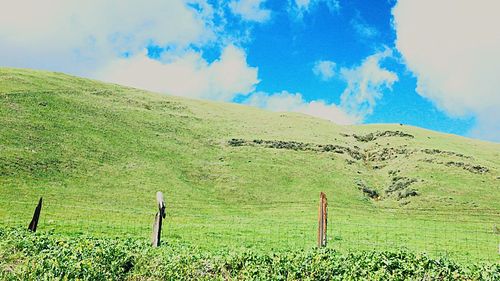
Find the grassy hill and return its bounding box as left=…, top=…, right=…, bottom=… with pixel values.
left=0, top=68, right=499, bottom=262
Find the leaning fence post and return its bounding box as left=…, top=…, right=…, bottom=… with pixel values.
left=28, top=197, right=43, bottom=232
left=317, top=192, right=327, bottom=247
left=151, top=191, right=166, bottom=247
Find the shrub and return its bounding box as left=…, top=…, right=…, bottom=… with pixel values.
left=0, top=227, right=498, bottom=280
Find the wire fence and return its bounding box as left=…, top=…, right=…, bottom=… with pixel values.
left=0, top=198, right=499, bottom=263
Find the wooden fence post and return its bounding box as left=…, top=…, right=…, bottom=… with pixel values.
left=28, top=197, right=42, bottom=232
left=317, top=192, right=327, bottom=248
left=151, top=191, right=166, bottom=247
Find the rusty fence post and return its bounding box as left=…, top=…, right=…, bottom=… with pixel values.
left=317, top=192, right=327, bottom=248
left=28, top=197, right=43, bottom=232
left=151, top=191, right=166, bottom=247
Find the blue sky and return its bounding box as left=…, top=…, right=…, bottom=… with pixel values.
left=0, top=0, right=498, bottom=141
left=234, top=0, right=475, bottom=135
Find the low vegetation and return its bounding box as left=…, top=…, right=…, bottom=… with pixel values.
left=1, top=228, right=498, bottom=280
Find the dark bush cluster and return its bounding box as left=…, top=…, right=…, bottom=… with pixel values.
left=228, top=139, right=364, bottom=160
left=352, top=131, right=414, bottom=142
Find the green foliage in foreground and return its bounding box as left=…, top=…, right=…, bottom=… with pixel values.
left=0, top=228, right=498, bottom=281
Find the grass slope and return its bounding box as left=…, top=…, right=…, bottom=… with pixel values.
left=0, top=68, right=499, bottom=262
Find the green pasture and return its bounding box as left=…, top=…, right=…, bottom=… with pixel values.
left=1, top=68, right=499, bottom=263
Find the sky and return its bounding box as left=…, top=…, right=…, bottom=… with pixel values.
left=1, top=0, right=499, bottom=141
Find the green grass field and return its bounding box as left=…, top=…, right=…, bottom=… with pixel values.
left=1, top=68, right=499, bottom=264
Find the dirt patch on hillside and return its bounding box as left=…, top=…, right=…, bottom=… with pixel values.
left=365, top=147, right=411, bottom=162
left=445, top=161, right=489, bottom=174
left=254, top=139, right=313, bottom=151
left=356, top=180, right=380, bottom=199
left=354, top=175, right=419, bottom=201
left=228, top=139, right=246, bottom=147
left=385, top=176, right=419, bottom=200
left=228, top=139, right=364, bottom=160
left=345, top=130, right=414, bottom=142
left=318, top=144, right=364, bottom=160
left=227, top=138, right=489, bottom=176
left=420, top=158, right=489, bottom=174
left=420, top=148, right=471, bottom=159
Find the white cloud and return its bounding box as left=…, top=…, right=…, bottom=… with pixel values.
left=339, top=49, right=398, bottom=120
left=351, top=13, right=379, bottom=39
left=291, top=0, right=340, bottom=18
left=469, top=112, right=500, bottom=142
left=245, top=91, right=358, bottom=125
left=98, top=45, right=259, bottom=101
left=244, top=50, right=396, bottom=125
left=294, top=0, right=312, bottom=11
left=0, top=0, right=214, bottom=75
left=0, top=0, right=262, bottom=103
left=392, top=0, right=500, bottom=141
left=313, top=60, right=336, bottom=81
left=229, top=0, right=271, bottom=23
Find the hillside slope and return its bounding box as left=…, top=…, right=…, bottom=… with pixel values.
left=1, top=68, right=499, bottom=261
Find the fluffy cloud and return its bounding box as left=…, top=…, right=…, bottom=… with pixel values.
left=350, top=13, right=379, bottom=39
left=0, top=0, right=262, bottom=103
left=0, top=0, right=214, bottom=75
left=291, top=0, right=340, bottom=18
left=245, top=50, right=396, bottom=125
left=392, top=0, right=500, bottom=140
left=229, top=0, right=271, bottom=23
left=294, top=0, right=313, bottom=11
left=313, top=60, right=336, bottom=81
left=98, top=45, right=259, bottom=101
left=339, top=49, right=398, bottom=120
left=244, top=91, right=358, bottom=125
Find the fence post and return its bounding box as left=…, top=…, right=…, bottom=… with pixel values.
left=151, top=191, right=166, bottom=247
left=317, top=192, right=327, bottom=247
left=28, top=197, right=43, bottom=232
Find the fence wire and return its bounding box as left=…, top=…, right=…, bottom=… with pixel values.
left=0, top=198, right=498, bottom=263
